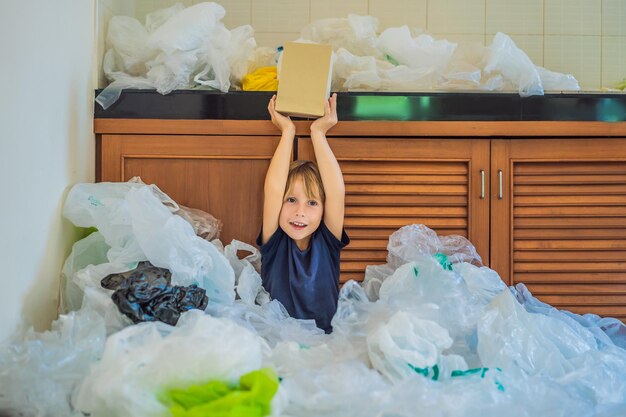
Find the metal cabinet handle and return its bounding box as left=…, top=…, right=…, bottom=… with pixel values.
left=480, top=170, right=485, bottom=199
left=498, top=170, right=503, bottom=199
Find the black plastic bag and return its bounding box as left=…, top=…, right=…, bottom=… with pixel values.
left=102, top=261, right=208, bottom=325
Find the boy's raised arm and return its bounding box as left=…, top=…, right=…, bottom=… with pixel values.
left=261, top=95, right=296, bottom=244
left=310, top=93, right=345, bottom=240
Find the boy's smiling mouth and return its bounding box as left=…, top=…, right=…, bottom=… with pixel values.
left=290, top=221, right=307, bottom=229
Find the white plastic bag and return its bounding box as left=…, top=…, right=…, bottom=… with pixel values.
left=148, top=2, right=226, bottom=54
left=300, top=14, right=382, bottom=58
left=223, top=239, right=268, bottom=305
left=75, top=310, right=268, bottom=417
left=126, top=186, right=235, bottom=303
left=0, top=308, right=106, bottom=417
left=63, top=181, right=235, bottom=305
left=484, top=32, right=543, bottom=97
left=367, top=311, right=467, bottom=383
left=378, top=27, right=456, bottom=75
left=281, top=361, right=390, bottom=417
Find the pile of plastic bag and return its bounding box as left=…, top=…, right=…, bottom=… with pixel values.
left=97, top=2, right=278, bottom=109
left=97, top=2, right=580, bottom=109
left=2, top=179, right=626, bottom=417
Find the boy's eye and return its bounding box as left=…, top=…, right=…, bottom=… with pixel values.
left=308, top=200, right=319, bottom=206
left=286, top=197, right=296, bottom=203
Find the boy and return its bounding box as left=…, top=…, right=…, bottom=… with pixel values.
left=257, top=93, right=350, bottom=333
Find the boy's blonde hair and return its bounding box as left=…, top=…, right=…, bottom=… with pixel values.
left=284, top=160, right=325, bottom=203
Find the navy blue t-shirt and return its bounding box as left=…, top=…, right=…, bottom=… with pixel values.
left=256, top=222, right=350, bottom=333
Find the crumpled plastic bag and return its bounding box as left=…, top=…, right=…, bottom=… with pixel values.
left=242, top=66, right=278, bottom=91
left=97, top=2, right=258, bottom=109
left=378, top=26, right=456, bottom=76
left=64, top=181, right=235, bottom=305
left=159, top=368, right=279, bottom=417
left=367, top=311, right=468, bottom=383
left=223, top=240, right=270, bottom=306
left=387, top=224, right=483, bottom=269
left=300, top=14, right=383, bottom=59
left=363, top=224, right=483, bottom=300
left=101, top=261, right=209, bottom=326
left=74, top=310, right=271, bottom=417
left=512, top=283, right=626, bottom=350
left=207, top=300, right=325, bottom=349
left=280, top=361, right=390, bottom=417
left=478, top=289, right=626, bottom=405
left=128, top=176, right=222, bottom=241
left=59, top=230, right=112, bottom=313
left=287, top=365, right=387, bottom=414
left=378, top=258, right=484, bottom=360
left=483, top=32, right=543, bottom=96
left=0, top=306, right=107, bottom=417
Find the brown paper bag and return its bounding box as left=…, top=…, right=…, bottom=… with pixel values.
left=275, top=42, right=333, bottom=118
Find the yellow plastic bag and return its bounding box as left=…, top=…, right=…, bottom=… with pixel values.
left=242, top=66, right=278, bottom=91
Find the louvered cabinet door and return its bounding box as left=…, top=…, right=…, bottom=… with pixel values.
left=298, top=137, right=490, bottom=283
left=491, top=139, right=626, bottom=322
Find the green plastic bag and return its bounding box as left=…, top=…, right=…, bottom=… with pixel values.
left=160, top=368, right=279, bottom=417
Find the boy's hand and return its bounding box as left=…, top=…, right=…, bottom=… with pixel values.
left=310, top=93, right=338, bottom=135
left=268, top=95, right=295, bottom=134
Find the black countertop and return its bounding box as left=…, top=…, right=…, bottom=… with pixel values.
left=94, top=90, right=626, bottom=122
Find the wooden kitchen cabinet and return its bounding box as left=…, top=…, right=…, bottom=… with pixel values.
left=95, top=118, right=626, bottom=322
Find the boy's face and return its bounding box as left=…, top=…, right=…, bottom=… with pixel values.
left=279, top=177, right=324, bottom=251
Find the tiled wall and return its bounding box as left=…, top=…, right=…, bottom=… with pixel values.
left=131, top=0, right=626, bottom=90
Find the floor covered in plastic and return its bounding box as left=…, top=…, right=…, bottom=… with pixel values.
left=1, top=180, right=626, bottom=417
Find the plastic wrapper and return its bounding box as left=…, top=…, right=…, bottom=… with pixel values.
left=75, top=310, right=271, bottom=417
left=101, top=261, right=209, bottom=325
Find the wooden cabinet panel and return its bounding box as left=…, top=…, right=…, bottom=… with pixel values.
left=98, top=134, right=280, bottom=246
left=299, top=137, right=490, bottom=283
left=491, top=138, right=626, bottom=321
left=95, top=119, right=626, bottom=323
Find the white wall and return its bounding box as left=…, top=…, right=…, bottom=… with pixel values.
left=0, top=1, right=98, bottom=339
